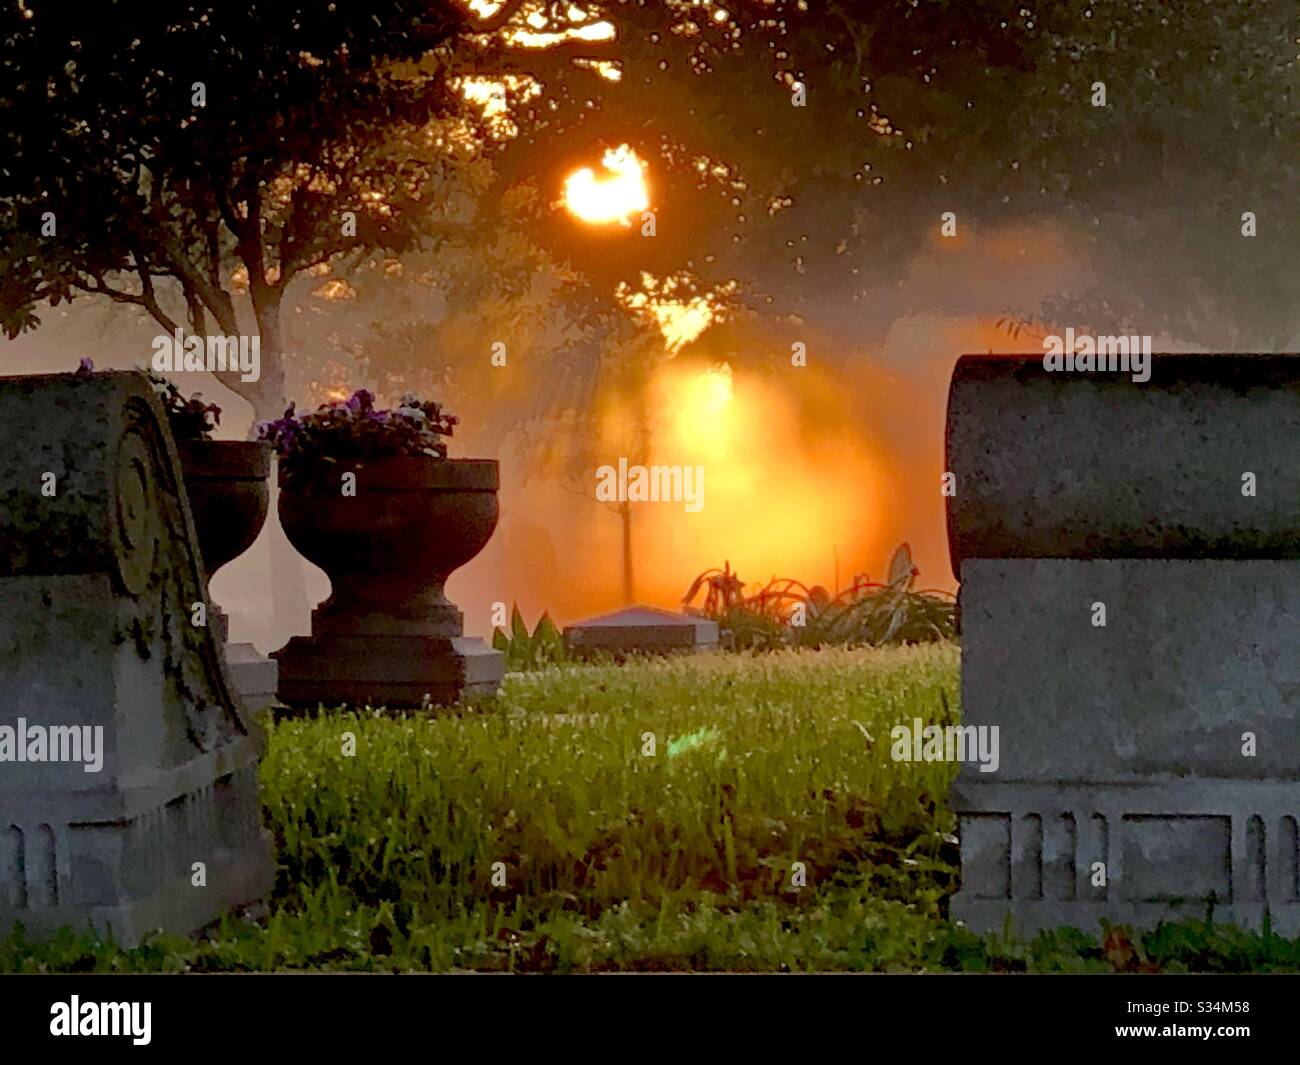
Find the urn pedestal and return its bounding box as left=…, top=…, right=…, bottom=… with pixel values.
left=177, top=439, right=279, bottom=716
left=273, top=457, right=504, bottom=709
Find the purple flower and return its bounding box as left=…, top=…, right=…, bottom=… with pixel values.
left=75, top=357, right=94, bottom=375
left=261, top=389, right=458, bottom=485
left=345, top=388, right=374, bottom=413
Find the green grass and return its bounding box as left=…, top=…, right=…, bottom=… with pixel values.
left=4, top=643, right=1300, bottom=972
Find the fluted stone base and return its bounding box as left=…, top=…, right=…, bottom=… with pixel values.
left=951, top=557, right=1300, bottom=936
left=1, top=762, right=274, bottom=946
left=952, top=779, right=1300, bottom=937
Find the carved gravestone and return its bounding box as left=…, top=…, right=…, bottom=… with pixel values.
left=0, top=371, right=274, bottom=945
left=946, top=354, right=1300, bottom=937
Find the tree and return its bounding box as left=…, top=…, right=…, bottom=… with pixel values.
left=546, top=322, right=663, bottom=605
left=470, top=0, right=1298, bottom=349
left=0, top=0, right=516, bottom=419
left=9, top=0, right=1293, bottom=427
left=1012, top=0, right=1300, bottom=350
left=466, top=0, right=1043, bottom=329
left=0, top=1, right=543, bottom=640
left=298, top=169, right=606, bottom=450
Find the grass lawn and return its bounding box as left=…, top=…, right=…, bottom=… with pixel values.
left=5, top=643, right=1300, bottom=972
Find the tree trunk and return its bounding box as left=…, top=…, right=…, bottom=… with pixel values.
left=620, top=500, right=634, bottom=604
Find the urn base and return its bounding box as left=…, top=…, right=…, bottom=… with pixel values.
left=212, top=609, right=279, bottom=717
left=273, top=632, right=503, bottom=709
left=225, top=641, right=280, bottom=717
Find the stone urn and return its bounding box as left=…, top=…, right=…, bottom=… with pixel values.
left=273, top=456, right=505, bottom=709
left=176, top=440, right=272, bottom=583
left=177, top=439, right=278, bottom=713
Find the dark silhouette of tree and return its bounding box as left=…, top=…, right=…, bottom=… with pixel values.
left=0, top=1, right=491, bottom=419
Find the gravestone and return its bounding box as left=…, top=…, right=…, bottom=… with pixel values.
left=946, top=354, right=1300, bottom=937
left=0, top=370, right=274, bottom=945
left=565, top=605, right=720, bottom=657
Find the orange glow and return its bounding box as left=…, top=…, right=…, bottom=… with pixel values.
left=311, top=278, right=356, bottom=301
left=465, top=0, right=616, bottom=50
left=509, top=20, right=616, bottom=49
left=456, top=75, right=541, bottom=139
left=563, top=145, right=649, bottom=226
left=671, top=363, right=733, bottom=454
left=615, top=361, right=881, bottom=600
left=616, top=272, right=737, bottom=354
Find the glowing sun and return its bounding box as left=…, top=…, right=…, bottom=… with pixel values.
left=563, top=144, right=649, bottom=226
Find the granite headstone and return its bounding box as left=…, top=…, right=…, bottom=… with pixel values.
left=946, top=354, right=1300, bottom=936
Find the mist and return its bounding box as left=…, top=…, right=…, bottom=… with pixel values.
left=2, top=214, right=1115, bottom=651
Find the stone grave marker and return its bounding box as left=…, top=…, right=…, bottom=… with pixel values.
left=564, top=605, right=720, bottom=658
left=945, top=354, right=1300, bottom=936
left=0, top=371, right=274, bottom=945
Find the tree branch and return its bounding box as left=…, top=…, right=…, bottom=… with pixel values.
left=278, top=180, right=309, bottom=280
left=181, top=277, right=208, bottom=336
left=238, top=172, right=270, bottom=293
left=213, top=182, right=250, bottom=246
left=133, top=164, right=240, bottom=333
left=153, top=236, right=239, bottom=334
left=73, top=273, right=180, bottom=335
left=449, top=36, right=620, bottom=79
